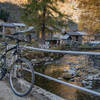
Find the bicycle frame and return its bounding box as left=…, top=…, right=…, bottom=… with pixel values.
left=1, top=40, right=21, bottom=69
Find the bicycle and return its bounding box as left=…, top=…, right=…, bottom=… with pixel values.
left=0, top=33, right=34, bottom=97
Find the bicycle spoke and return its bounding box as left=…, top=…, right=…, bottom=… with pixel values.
left=0, top=57, right=6, bottom=80
left=9, top=58, right=34, bottom=96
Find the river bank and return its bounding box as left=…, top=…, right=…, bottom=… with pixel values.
left=33, top=54, right=100, bottom=100
left=22, top=48, right=100, bottom=91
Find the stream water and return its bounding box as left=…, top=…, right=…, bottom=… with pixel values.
left=34, top=54, right=100, bottom=100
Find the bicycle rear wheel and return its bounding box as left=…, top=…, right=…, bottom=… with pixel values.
left=9, top=58, right=34, bottom=97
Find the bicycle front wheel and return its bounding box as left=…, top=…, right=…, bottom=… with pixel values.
left=9, top=58, right=34, bottom=97
left=0, top=56, right=6, bottom=80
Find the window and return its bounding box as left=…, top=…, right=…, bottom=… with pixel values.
left=76, top=36, right=78, bottom=41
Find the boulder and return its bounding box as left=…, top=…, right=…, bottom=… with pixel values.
left=62, top=72, right=73, bottom=80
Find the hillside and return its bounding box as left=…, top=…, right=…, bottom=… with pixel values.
left=0, top=0, right=100, bottom=34
left=58, top=0, right=100, bottom=34
left=0, top=0, right=27, bottom=22
left=0, top=0, right=27, bottom=5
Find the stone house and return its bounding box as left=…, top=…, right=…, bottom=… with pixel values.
left=44, top=37, right=61, bottom=48
left=44, top=31, right=87, bottom=48
left=0, top=22, right=25, bottom=34
left=64, top=31, right=87, bottom=45
left=94, top=33, right=100, bottom=41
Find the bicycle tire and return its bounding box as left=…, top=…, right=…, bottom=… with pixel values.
left=9, top=58, right=35, bottom=97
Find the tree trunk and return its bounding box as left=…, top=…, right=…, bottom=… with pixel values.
left=41, top=23, right=45, bottom=41
left=41, top=6, right=46, bottom=43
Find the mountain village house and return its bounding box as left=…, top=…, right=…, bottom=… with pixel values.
left=0, top=22, right=26, bottom=34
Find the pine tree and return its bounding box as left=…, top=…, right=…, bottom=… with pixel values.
left=0, top=9, right=9, bottom=22
left=22, top=0, right=69, bottom=41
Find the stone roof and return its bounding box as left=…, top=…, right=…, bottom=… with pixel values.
left=17, top=26, right=34, bottom=33
left=0, top=23, right=25, bottom=27
left=94, top=33, right=100, bottom=36
left=61, top=34, right=69, bottom=39
left=67, top=31, right=87, bottom=36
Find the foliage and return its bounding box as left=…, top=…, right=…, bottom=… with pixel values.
left=22, top=0, right=69, bottom=40
left=75, top=0, right=100, bottom=34
left=59, top=0, right=100, bottom=34
left=0, top=9, right=9, bottom=22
